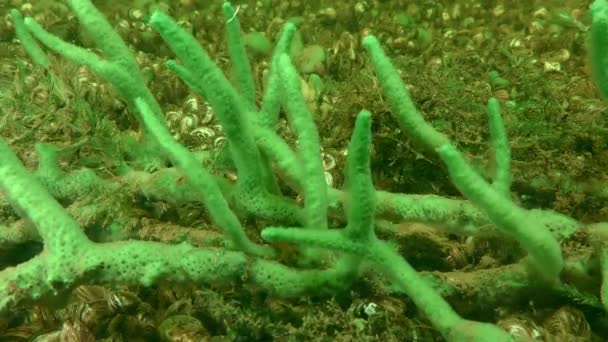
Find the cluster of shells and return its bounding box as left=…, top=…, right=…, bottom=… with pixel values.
left=497, top=306, right=591, bottom=341
left=114, top=5, right=221, bottom=54
left=114, top=8, right=157, bottom=49
left=164, top=95, right=226, bottom=151
left=0, top=285, right=209, bottom=341
left=164, top=89, right=348, bottom=188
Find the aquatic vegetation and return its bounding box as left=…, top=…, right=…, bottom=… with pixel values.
left=1, top=0, right=608, bottom=340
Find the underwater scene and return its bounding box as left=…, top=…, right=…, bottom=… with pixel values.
left=1, top=0, right=608, bottom=341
